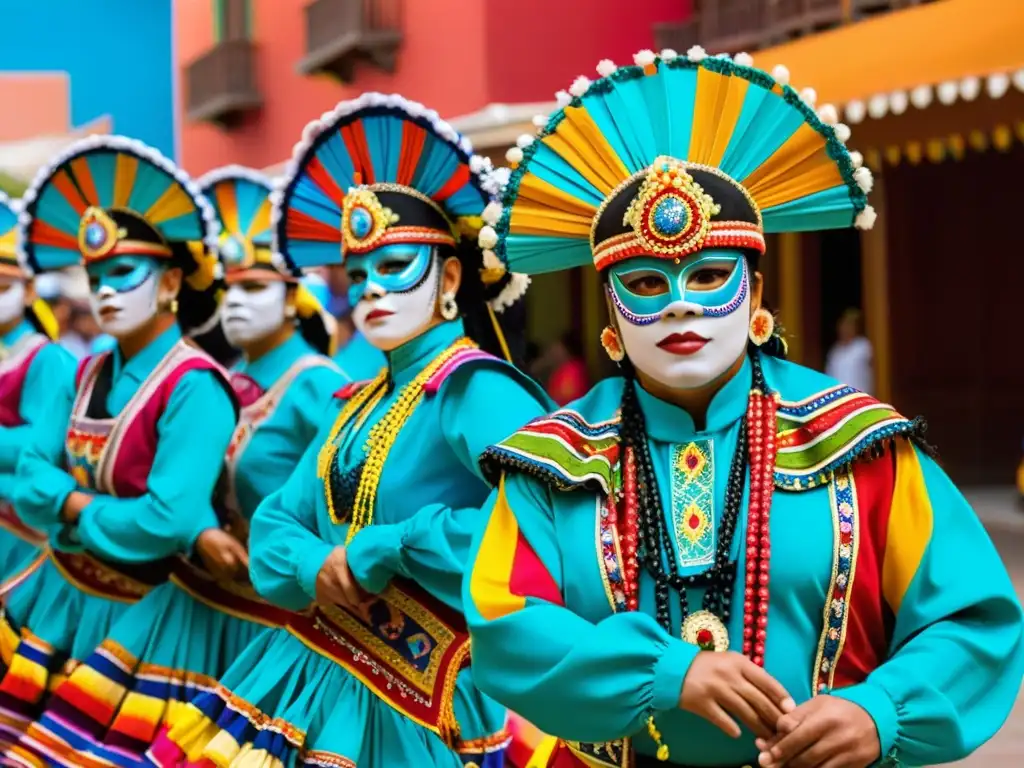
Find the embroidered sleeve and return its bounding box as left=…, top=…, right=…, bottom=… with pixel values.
left=830, top=440, right=1024, bottom=764
left=463, top=472, right=700, bottom=744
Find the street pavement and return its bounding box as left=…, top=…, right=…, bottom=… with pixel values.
left=950, top=488, right=1024, bottom=766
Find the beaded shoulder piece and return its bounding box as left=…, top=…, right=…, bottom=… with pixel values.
left=774, top=385, right=925, bottom=491
left=480, top=408, right=623, bottom=495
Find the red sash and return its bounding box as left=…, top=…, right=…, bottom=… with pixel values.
left=170, top=558, right=294, bottom=628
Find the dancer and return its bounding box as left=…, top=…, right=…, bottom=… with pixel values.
left=0, top=192, right=75, bottom=585
left=465, top=50, right=1024, bottom=768
left=160, top=94, right=550, bottom=768
left=1, top=136, right=237, bottom=762
left=12, top=165, right=347, bottom=766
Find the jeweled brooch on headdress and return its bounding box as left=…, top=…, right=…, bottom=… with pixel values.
left=341, top=187, right=399, bottom=254
left=78, top=207, right=123, bottom=260
left=624, top=156, right=721, bottom=258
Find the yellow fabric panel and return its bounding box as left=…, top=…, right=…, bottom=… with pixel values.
left=509, top=204, right=592, bottom=238
left=146, top=184, right=197, bottom=225
left=751, top=0, right=1024, bottom=105
left=214, top=182, right=240, bottom=236
left=742, top=125, right=843, bottom=209
left=518, top=174, right=598, bottom=218
left=113, top=153, right=139, bottom=209
left=247, top=198, right=273, bottom=239
left=65, top=662, right=127, bottom=708
left=527, top=736, right=558, bottom=767
left=469, top=475, right=526, bottom=622
left=882, top=440, right=934, bottom=614
left=543, top=121, right=624, bottom=196
left=0, top=229, right=16, bottom=258
left=690, top=67, right=748, bottom=168
left=561, top=107, right=631, bottom=185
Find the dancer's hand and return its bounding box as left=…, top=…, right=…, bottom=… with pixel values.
left=680, top=651, right=795, bottom=739
left=755, top=696, right=879, bottom=768
left=316, top=546, right=371, bottom=618
left=196, top=528, right=249, bottom=580
left=60, top=490, right=93, bottom=524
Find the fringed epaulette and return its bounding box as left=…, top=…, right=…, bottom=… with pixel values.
left=334, top=380, right=371, bottom=400
left=480, top=409, right=622, bottom=494
left=774, top=385, right=926, bottom=491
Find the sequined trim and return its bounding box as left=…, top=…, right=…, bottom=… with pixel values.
left=813, top=470, right=859, bottom=694
left=596, top=496, right=627, bottom=612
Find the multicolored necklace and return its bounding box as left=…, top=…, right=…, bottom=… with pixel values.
left=317, top=336, right=478, bottom=538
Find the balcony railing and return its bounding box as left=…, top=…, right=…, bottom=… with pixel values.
left=186, top=39, right=262, bottom=127
left=299, top=0, right=403, bottom=82
left=655, top=0, right=934, bottom=57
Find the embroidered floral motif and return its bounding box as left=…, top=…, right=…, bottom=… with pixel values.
left=813, top=469, right=859, bottom=694
left=671, top=441, right=715, bottom=569
left=598, top=498, right=627, bottom=612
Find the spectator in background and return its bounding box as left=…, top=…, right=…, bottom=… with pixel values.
left=545, top=329, right=590, bottom=406
left=825, top=307, right=873, bottom=394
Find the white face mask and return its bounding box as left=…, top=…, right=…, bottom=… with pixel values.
left=350, top=249, right=440, bottom=352
left=222, top=281, right=288, bottom=348
left=610, top=253, right=752, bottom=391
left=0, top=281, right=25, bottom=327
left=88, top=262, right=162, bottom=339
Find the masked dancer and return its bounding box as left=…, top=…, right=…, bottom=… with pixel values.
left=465, top=49, right=1024, bottom=768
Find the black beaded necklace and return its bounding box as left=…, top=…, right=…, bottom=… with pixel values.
left=619, top=353, right=767, bottom=636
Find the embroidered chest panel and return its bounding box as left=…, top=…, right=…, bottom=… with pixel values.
left=671, top=441, right=716, bottom=569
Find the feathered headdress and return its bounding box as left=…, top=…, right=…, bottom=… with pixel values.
left=485, top=48, right=874, bottom=275
left=17, top=135, right=223, bottom=334
left=273, top=93, right=528, bottom=313
left=201, top=165, right=337, bottom=355
left=0, top=193, right=57, bottom=340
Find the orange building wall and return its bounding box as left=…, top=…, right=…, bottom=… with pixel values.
left=177, top=0, right=489, bottom=174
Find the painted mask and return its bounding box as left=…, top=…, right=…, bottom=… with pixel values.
left=0, top=278, right=25, bottom=327
left=347, top=244, right=439, bottom=351
left=607, top=248, right=751, bottom=390
left=222, top=280, right=288, bottom=347
left=86, top=256, right=162, bottom=338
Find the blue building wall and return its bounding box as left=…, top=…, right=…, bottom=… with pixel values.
left=0, top=0, right=176, bottom=158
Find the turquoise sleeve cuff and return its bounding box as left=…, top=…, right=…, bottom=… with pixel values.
left=830, top=682, right=900, bottom=759
left=651, top=637, right=700, bottom=712
left=346, top=523, right=405, bottom=594
left=296, top=541, right=336, bottom=601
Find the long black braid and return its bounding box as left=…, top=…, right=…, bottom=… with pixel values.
left=617, top=349, right=771, bottom=635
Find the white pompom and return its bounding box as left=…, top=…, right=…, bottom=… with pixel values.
left=889, top=90, right=909, bottom=115
left=532, top=114, right=548, bottom=128
left=855, top=205, right=877, bottom=230
left=490, top=273, right=531, bottom=313
left=633, top=49, right=656, bottom=67
left=853, top=166, right=873, bottom=194
left=686, top=45, right=707, bottom=62
left=505, top=146, right=524, bottom=164
left=868, top=94, right=888, bottom=120
left=848, top=150, right=864, bottom=169
left=569, top=76, right=592, bottom=97
left=910, top=85, right=933, bottom=109
left=734, top=52, right=754, bottom=67
left=800, top=87, right=817, bottom=107
left=937, top=81, right=958, bottom=105
left=660, top=48, right=678, bottom=62
left=834, top=123, right=852, bottom=144
left=818, top=104, right=838, bottom=125
left=845, top=100, right=866, bottom=124
left=771, top=65, right=790, bottom=86
left=987, top=73, right=1011, bottom=99
left=1013, top=68, right=1024, bottom=92
left=469, top=155, right=486, bottom=174
left=482, top=202, right=503, bottom=226
left=960, top=76, right=981, bottom=102
left=555, top=90, right=572, bottom=107
left=516, top=134, right=534, bottom=149
left=478, top=225, right=499, bottom=250
left=596, top=59, right=617, bottom=77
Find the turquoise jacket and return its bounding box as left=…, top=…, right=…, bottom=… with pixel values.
left=230, top=333, right=347, bottom=520
left=465, top=354, right=1024, bottom=766
left=13, top=325, right=237, bottom=560
left=0, top=321, right=76, bottom=498
left=333, top=330, right=385, bottom=382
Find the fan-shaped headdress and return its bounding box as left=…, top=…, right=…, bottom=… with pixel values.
left=0, top=193, right=57, bottom=340
left=17, top=135, right=223, bottom=334
left=200, top=165, right=337, bottom=356
left=484, top=48, right=874, bottom=275
left=273, top=93, right=528, bottom=314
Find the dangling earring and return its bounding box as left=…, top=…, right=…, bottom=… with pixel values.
left=601, top=325, right=625, bottom=362
left=285, top=304, right=297, bottom=320
left=748, top=307, right=774, bottom=346
left=440, top=291, right=459, bottom=321
left=161, top=295, right=179, bottom=314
